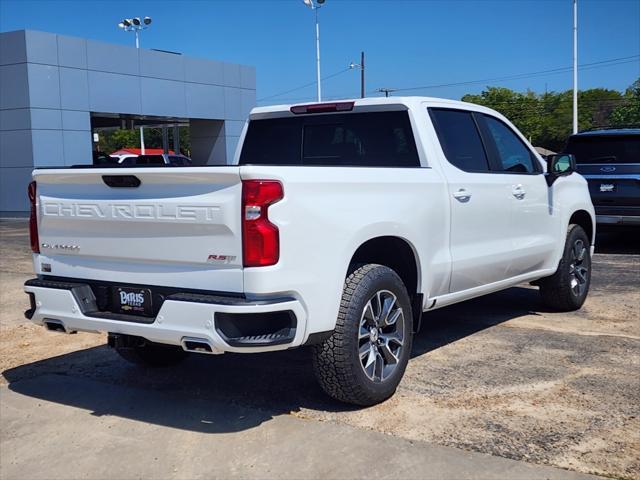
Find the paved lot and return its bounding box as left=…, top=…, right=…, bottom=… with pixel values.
left=1, top=219, right=638, bottom=479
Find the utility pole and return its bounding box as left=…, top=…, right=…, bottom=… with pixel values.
left=360, top=51, right=365, bottom=99
left=377, top=88, right=396, bottom=98
left=573, top=0, right=578, bottom=134
left=349, top=52, right=366, bottom=98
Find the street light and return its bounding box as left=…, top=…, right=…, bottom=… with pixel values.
left=117, top=16, right=152, bottom=49
left=117, top=16, right=153, bottom=154
left=302, top=0, right=325, bottom=102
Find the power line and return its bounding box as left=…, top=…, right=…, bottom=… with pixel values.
left=257, top=68, right=351, bottom=103
left=258, top=54, right=638, bottom=105
left=375, top=54, right=640, bottom=94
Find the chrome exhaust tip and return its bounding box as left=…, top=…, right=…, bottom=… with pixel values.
left=181, top=337, right=218, bottom=354
left=44, top=319, right=67, bottom=333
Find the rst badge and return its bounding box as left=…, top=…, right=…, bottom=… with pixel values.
left=207, top=255, right=237, bottom=264
left=599, top=183, right=615, bottom=192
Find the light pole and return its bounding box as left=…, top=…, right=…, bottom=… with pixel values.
left=118, top=17, right=152, bottom=48
left=118, top=17, right=152, bottom=153
left=572, top=0, right=578, bottom=134
left=349, top=51, right=366, bottom=98
left=302, top=0, right=325, bottom=102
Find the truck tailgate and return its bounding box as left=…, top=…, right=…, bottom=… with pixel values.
left=33, top=167, right=244, bottom=292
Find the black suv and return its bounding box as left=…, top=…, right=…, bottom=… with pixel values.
left=564, top=128, right=640, bottom=226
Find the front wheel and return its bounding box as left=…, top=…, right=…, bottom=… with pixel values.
left=312, top=264, right=413, bottom=406
left=539, top=224, right=592, bottom=311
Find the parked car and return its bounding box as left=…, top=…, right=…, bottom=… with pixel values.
left=118, top=153, right=193, bottom=167
left=563, top=128, right=639, bottom=226
left=111, top=153, right=138, bottom=164
left=24, top=97, right=595, bottom=406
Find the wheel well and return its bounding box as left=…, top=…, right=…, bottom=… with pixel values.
left=349, top=236, right=423, bottom=332
left=349, top=236, right=419, bottom=296
left=569, top=210, right=594, bottom=244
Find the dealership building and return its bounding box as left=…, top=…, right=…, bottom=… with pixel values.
left=0, top=30, right=256, bottom=215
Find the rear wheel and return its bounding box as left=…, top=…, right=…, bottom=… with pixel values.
left=113, top=339, right=188, bottom=367
left=539, top=224, right=592, bottom=311
left=312, top=264, right=413, bottom=406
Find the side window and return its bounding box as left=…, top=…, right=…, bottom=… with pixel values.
left=483, top=115, right=539, bottom=174
left=429, top=109, right=490, bottom=172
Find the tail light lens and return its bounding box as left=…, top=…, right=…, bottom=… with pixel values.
left=28, top=181, right=39, bottom=253
left=242, top=180, right=283, bottom=267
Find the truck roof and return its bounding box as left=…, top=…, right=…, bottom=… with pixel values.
left=251, top=96, right=495, bottom=117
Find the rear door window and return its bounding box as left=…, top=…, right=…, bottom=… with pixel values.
left=429, top=108, right=490, bottom=172
left=482, top=115, right=540, bottom=174
left=240, top=111, right=420, bottom=167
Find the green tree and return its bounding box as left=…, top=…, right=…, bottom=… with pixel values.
left=97, top=126, right=191, bottom=156
left=610, top=79, right=640, bottom=126
left=98, top=129, right=140, bottom=154
left=461, top=80, right=638, bottom=151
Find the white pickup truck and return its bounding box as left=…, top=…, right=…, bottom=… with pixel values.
left=24, top=97, right=595, bottom=405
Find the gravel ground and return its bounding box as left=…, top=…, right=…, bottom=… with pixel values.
left=1, top=219, right=638, bottom=479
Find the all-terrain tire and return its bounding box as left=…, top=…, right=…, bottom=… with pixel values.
left=312, top=264, right=413, bottom=406
left=539, top=224, right=592, bottom=311
left=114, top=341, right=188, bottom=367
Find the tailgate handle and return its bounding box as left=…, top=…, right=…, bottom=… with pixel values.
left=102, top=175, right=141, bottom=188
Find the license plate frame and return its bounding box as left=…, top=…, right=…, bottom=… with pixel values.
left=112, top=287, right=153, bottom=316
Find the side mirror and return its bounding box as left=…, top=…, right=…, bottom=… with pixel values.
left=546, top=153, right=576, bottom=186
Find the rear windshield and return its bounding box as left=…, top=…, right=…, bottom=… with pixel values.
left=564, top=135, right=640, bottom=164
left=239, top=111, right=420, bottom=167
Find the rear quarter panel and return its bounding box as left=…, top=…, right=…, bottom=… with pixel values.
left=239, top=165, right=451, bottom=337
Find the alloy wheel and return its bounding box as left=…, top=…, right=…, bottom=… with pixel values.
left=358, top=290, right=405, bottom=382
left=569, top=238, right=589, bottom=297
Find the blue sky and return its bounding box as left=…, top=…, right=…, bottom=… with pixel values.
left=1, top=0, right=638, bottom=105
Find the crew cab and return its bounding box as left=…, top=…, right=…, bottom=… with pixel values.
left=564, top=128, right=639, bottom=226
left=24, top=97, right=595, bottom=405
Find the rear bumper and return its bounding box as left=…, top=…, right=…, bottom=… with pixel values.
left=596, top=215, right=640, bottom=226
left=24, top=278, right=308, bottom=354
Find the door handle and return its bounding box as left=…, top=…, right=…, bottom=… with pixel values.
left=512, top=184, right=526, bottom=199
left=453, top=189, right=472, bottom=202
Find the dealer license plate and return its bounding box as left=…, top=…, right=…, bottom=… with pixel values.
left=112, top=287, right=153, bottom=316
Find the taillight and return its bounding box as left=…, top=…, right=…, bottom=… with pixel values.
left=242, top=180, right=283, bottom=267
left=28, top=181, right=39, bottom=253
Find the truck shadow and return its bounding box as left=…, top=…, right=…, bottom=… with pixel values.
left=411, top=286, right=543, bottom=359
left=3, top=286, right=543, bottom=434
